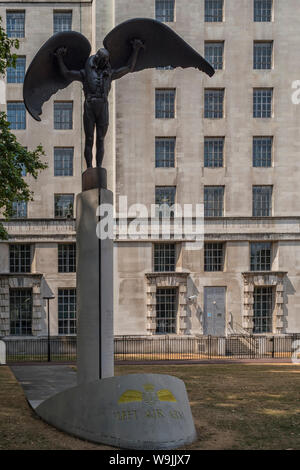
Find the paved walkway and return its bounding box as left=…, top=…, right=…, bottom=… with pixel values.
left=11, top=364, right=77, bottom=409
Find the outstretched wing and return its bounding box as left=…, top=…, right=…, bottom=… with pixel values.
left=104, top=18, right=215, bottom=77
left=23, top=31, right=91, bottom=121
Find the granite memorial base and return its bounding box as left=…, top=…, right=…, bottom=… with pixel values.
left=35, top=373, right=197, bottom=450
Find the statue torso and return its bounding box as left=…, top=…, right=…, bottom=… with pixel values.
left=82, top=56, right=112, bottom=100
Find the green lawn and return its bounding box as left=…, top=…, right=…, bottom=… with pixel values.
left=0, top=364, right=299, bottom=450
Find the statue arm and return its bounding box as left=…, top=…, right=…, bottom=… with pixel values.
left=55, top=47, right=83, bottom=82
left=111, top=39, right=144, bottom=80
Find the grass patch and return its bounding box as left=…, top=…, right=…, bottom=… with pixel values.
left=1, top=364, right=299, bottom=450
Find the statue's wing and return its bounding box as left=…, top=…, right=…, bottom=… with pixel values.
left=23, top=31, right=91, bottom=121
left=104, top=18, right=215, bottom=77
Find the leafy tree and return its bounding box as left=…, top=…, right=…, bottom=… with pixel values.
left=0, top=17, right=46, bottom=239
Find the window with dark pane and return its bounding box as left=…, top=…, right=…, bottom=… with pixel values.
left=6, top=11, right=25, bottom=38
left=253, top=137, right=272, bottom=167
left=155, top=138, right=175, bottom=167
left=11, top=201, right=27, bottom=218
left=155, top=0, right=174, bottom=22
left=204, top=89, right=224, bottom=118
left=254, top=0, right=272, bottom=22
left=7, top=102, right=26, bottom=129
left=253, top=88, right=272, bottom=118
left=204, top=186, right=224, bottom=217
left=54, top=102, right=73, bottom=129
left=9, top=244, right=31, bottom=273
left=253, top=287, right=273, bottom=333
left=54, top=194, right=74, bottom=218
left=53, top=11, right=72, bottom=33
left=154, top=243, right=176, bottom=272
left=204, top=243, right=224, bottom=271
left=54, top=148, right=74, bottom=176
left=155, top=89, right=175, bottom=118
left=252, top=186, right=272, bottom=216
left=58, top=288, right=76, bottom=335
left=250, top=242, right=272, bottom=271
left=205, top=0, right=223, bottom=22
left=156, top=287, right=177, bottom=334
left=155, top=186, right=176, bottom=217
left=7, top=56, right=26, bottom=83
left=58, top=244, right=76, bottom=273
left=204, top=137, right=224, bottom=167
left=254, top=42, right=273, bottom=69
left=205, top=42, right=224, bottom=70
left=10, top=288, right=32, bottom=335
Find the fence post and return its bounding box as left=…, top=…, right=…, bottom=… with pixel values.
left=208, top=335, right=211, bottom=360
left=271, top=336, right=275, bottom=359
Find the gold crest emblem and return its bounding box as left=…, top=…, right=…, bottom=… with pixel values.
left=118, top=384, right=177, bottom=404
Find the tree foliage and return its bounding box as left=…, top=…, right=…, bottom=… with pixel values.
left=0, top=17, right=46, bottom=239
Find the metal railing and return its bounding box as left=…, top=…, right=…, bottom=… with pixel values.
left=2, top=334, right=300, bottom=363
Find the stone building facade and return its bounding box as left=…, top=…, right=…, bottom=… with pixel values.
left=1, top=0, right=300, bottom=339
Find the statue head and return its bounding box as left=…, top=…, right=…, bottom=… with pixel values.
left=94, top=48, right=110, bottom=68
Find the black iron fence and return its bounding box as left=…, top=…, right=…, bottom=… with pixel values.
left=2, top=334, right=300, bottom=363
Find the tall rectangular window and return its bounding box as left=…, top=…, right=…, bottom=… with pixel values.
left=253, top=287, right=273, bottom=333
left=155, top=186, right=176, bottom=216
left=254, top=0, right=272, bottom=22
left=154, top=243, right=176, bottom=272
left=7, top=102, right=26, bottom=129
left=53, top=11, right=72, bottom=33
left=54, top=148, right=74, bottom=176
left=6, top=11, right=25, bottom=38
left=253, top=89, right=272, bottom=118
left=12, top=201, right=27, bottom=218
left=9, top=244, right=31, bottom=273
left=204, top=243, right=224, bottom=271
left=156, top=287, right=177, bottom=334
left=155, top=138, right=175, bottom=167
left=155, top=0, right=174, bottom=22
left=253, top=186, right=272, bottom=216
left=204, top=137, right=224, bottom=167
left=7, top=56, right=26, bottom=83
left=58, top=244, right=76, bottom=273
left=58, top=288, right=76, bottom=335
left=54, top=194, right=74, bottom=218
left=205, top=0, right=223, bottom=22
left=204, top=89, right=224, bottom=118
left=155, top=89, right=175, bottom=118
left=205, top=42, right=224, bottom=70
left=10, top=288, right=32, bottom=335
left=254, top=42, right=273, bottom=70
left=250, top=242, right=272, bottom=271
left=54, top=102, right=73, bottom=129
left=204, top=186, right=224, bottom=217
left=253, top=137, right=272, bottom=167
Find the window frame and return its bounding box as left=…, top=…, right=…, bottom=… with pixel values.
left=9, top=288, right=33, bottom=336
left=253, top=41, right=273, bottom=70
left=54, top=147, right=74, bottom=176
left=204, top=137, right=224, bottom=168
left=204, top=186, right=224, bottom=217
left=54, top=101, right=73, bottom=130
left=7, top=56, right=26, bottom=83
left=58, top=288, right=77, bottom=335
left=7, top=102, right=26, bottom=129
left=254, top=0, right=273, bottom=22
left=9, top=244, right=31, bottom=273
left=54, top=194, right=74, bottom=219
left=53, top=10, right=72, bottom=33
left=253, top=136, right=273, bottom=167
left=204, top=89, right=225, bottom=119
left=155, top=287, right=178, bottom=334
left=253, top=286, right=274, bottom=334
left=250, top=242, right=272, bottom=271
left=155, top=137, right=176, bottom=168
left=58, top=243, right=76, bottom=273
left=155, top=0, right=175, bottom=22
left=204, top=242, right=225, bottom=272
left=6, top=10, right=25, bottom=38
left=204, top=41, right=224, bottom=70
left=204, top=0, right=224, bottom=22
left=252, top=185, right=273, bottom=217
left=253, top=88, right=273, bottom=118
left=155, top=88, right=176, bottom=119
left=153, top=243, right=176, bottom=272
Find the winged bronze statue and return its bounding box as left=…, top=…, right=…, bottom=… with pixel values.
left=23, top=18, right=215, bottom=169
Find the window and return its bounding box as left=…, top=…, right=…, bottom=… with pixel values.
left=155, top=186, right=176, bottom=216
left=204, top=186, right=224, bottom=217
left=9, top=244, right=31, bottom=273
left=10, top=288, right=32, bottom=335
left=54, top=194, right=74, bottom=218
left=155, top=89, right=175, bottom=118
left=58, top=288, right=76, bottom=335
left=7, top=102, right=26, bottom=129
left=6, top=11, right=25, bottom=38
left=54, top=102, right=73, bottom=129
left=155, top=0, right=174, bottom=22
left=7, top=56, right=26, bottom=83
left=204, top=89, right=224, bottom=118
left=205, top=42, right=224, bottom=70
left=54, top=148, right=74, bottom=176
left=155, top=138, right=175, bottom=167
left=12, top=201, right=27, bottom=218
left=204, top=137, right=224, bottom=167
left=250, top=242, right=272, bottom=271
left=254, top=0, right=272, bottom=22
left=253, top=88, right=272, bottom=118
left=204, top=243, right=224, bottom=271
left=253, top=287, right=273, bottom=333
left=156, top=287, right=177, bottom=334
left=154, top=243, right=176, bottom=272
left=53, top=11, right=72, bottom=33
left=253, top=137, right=272, bottom=167
left=205, top=0, right=223, bottom=22
left=254, top=42, right=273, bottom=70
left=252, top=186, right=272, bottom=216
left=58, top=244, right=76, bottom=273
